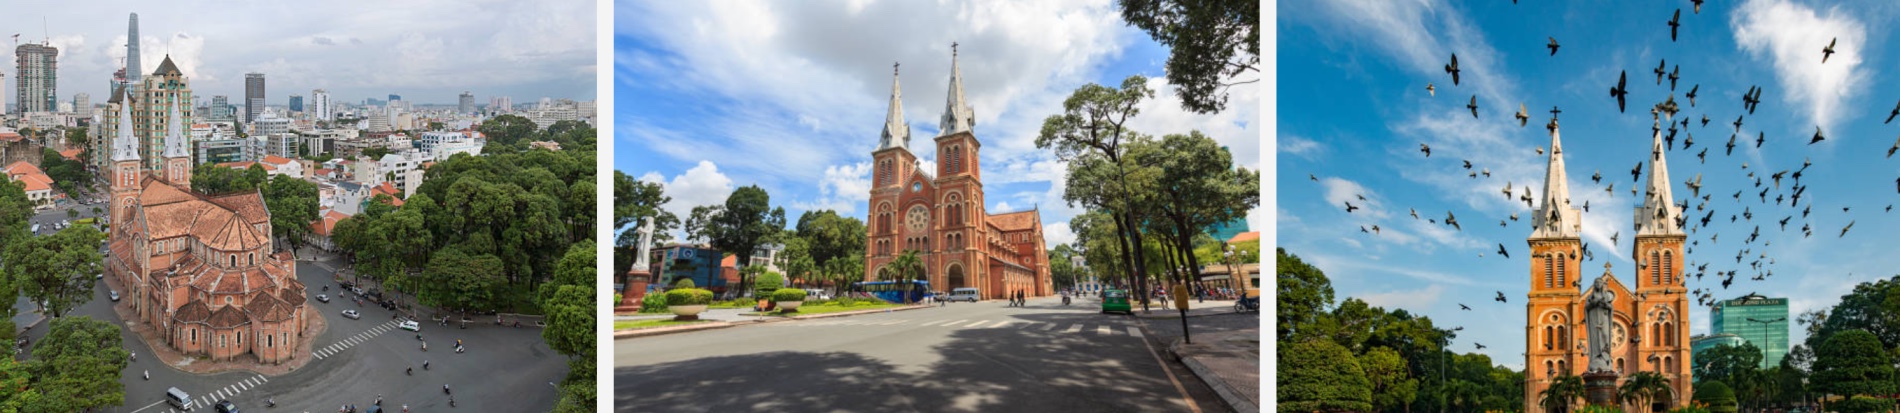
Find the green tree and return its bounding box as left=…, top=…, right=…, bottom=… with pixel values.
left=1361, top=346, right=1418, bottom=413
left=1539, top=375, right=1584, bottom=413
left=1811, top=329, right=1893, bottom=398
left=1127, top=131, right=1260, bottom=284
left=1278, top=248, right=1336, bottom=342
left=1695, top=342, right=1764, bottom=385
left=704, top=185, right=786, bottom=295
left=3, top=224, right=105, bottom=318
left=477, top=114, right=538, bottom=147
left=1036, top=75, right=1157, bottom=309
left=1118, top=0, right=1259, bottom=114
left=885, top=249, right=924, bottom=305
left=793, top=209, right=867, bottom=267
left=0, top=354, right=39, bottom=410
left=1618, top=371, right=1673, bottom=412
left=189, top=163, right=271, bottom=195
left=419, top=248, right=506, bottom=313
left=363, top=147, right=394, bottom=160
left=26, top=316, right=128, bottom=410
left=1808, top=275, right=1900, bottom=350
left=63, top=126, right=87, bottom=150
left=262, top=174, right=320, bottom=253
left=1279, top=339, right=1372, bottom=413
left=614, top=170, right=679, bottom=274
left=1694, top=380, right=1739, bottom=413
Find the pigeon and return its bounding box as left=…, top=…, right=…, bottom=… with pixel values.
left=1460, top=303, right=1471, bottom=311
left=1779, top=216, right=1791, bottom=231
left=1427, top=83, right=1436, bottom=97
left=1734, top=115, right=1744, bottom=133
left=1510, top=212, right=1519, bottom=221
left=1372, top=225, right=1381, bottom=234
left=1810, top=126, right=1825, bottom=145
left=1694, top=0, right=1704, bottom=13
left=1701, top=114, right=1709, bottom=127
left=1726, top=134, right=1736, bottom=155
left=1757, top=132, right=1765, bottom=148
left=1668, top=65, right=1680, bottom=90
left=1516, top=103, right=1529, bottom=127
left=1482, top=168, right=1491, bottom=177
left=1668, top=9, right=1682, bottom=41
left=1887, top=99, right=1900, bottom=124
left=1745, top=87, right=1763, bottom=114
left=1890, top=135, right=1900, bottom=158
left=1310, top=174, right=1318, bottom=181
left=1475, top=343, right=1487, bottom=350
left=1503, top=182, right=1513, bottom=198
left=1421, top=143, right=1432, bottom=157
left=1684, top=132, right=1694, bottom=150
left=1822, top=37, right=1837, bottom=63
left=1686, top=173, right=1702, bottom=197
left=1464, top=160, right=1473, bottom=169
left=1497, top=243, right=1509, bottom=258
left=1688, top=85, right=1700, bottom=107
left=1582, top=200, right=1591, bottom=212
left=1772, top=170, right=1786, bottom=189
left=1606, top=183, right=1615, bottom=197
left=1592, top=171, right=1602, bottom=183
left=1841, top=220, right=1855, bottom=237
left=1548, top=37, right=1560, bottom=55
left=1445, top=53, right=1462, bottom=85
left=1537, top=146, right=1545, bottom=156
left=1361, top=225, right=1369, bottom=234
left=1697, top=148, right=1707, bottom=163
left=1611, top=71, right=1629, bottom=112
left=1495, top=291, right=1507, bottom=303
left=1654, top=59, right=1668, bottom=85
left=1632, top=162, right=1643, bottom=182
left=1446, top=211, right=1461, bottom=231
left=1611, top=231, right=1620, bottom=246
left=1410, top=208, right=1419, bottom=220
left=1345, top=201, right=1359, bottom=213
left=1469, top=95, right=1480, bottom=119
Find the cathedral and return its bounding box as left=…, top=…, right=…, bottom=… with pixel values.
left=103, top=63, right=310, bottom=364
left=861, top=47, right=1051, bottom=300
left=1524, top=116, right=1692, bottom=412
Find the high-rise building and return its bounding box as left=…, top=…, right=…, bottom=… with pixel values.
left=73, top=93, right=90, bottom=115
left=209, top=95, right=234, bottom=122
left=127, top=13, right=142, bottom=89
left=311, top=89, right=330, bottom=121
left=490, top=96, right=511, bottom=113
left=388, top=94, right=401, bottom=103
left=15, top=44, right=60, bottom=113
left=459, top=91, right=475, bottom=114
left=1710, top=294, right=1790, bottom=369
left=137, top=56, right=194, bottom=171
left=289, top=94, right=304, bottom=113
left=245, top=73, right=266, bottom=123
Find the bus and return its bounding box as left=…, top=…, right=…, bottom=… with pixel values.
left=851, top=280, right=929, bottom=304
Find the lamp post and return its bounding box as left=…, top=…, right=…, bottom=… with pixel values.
left=1745, top=317, right=1785, bottom=413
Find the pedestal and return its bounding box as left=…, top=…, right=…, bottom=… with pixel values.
left=1583, top=372, right=1620, bottom=408
left=614, top=269, right=651, bottom=314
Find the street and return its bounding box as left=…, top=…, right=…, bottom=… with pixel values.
left=614, top=296, right=1234, bottom=413
left=13, top=250, right=570, bottom=413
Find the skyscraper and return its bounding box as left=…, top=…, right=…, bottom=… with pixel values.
left=289, top=94, right=303, bottom=113
left=15, top=44, right=59, bottom=113
left=245, top=73, right=265, bottom=123
left=138, top=56, right=194, bottom=171
left=1710, top=293, right=1790, bottom=368
left=490, top=96, right=512, bottom=113
left=74, top=93, right=90, bottom=114
left=311, top=89, right=331, bottom=121
left=459, top=91, right=475, bottom=114
left=127, top=13, right=143, bottom=89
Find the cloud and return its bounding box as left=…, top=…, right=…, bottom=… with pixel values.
left=1360, top=284, right=1446, bottom=310
left=1321, top=177, right=1386, bottom=219
left=1126, top=76, right=1260, bottom=169
left=1731, top=0, right=1869, bottom=133
left=651, top=160, right=736, bottom=223
left=1280, top=134, right=1322, bottom=158
left=790, top=161, right=875, bottom=215
left=1044, top=222, right=1077, bottom=247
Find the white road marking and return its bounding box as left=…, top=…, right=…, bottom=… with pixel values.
left=920, top=320, right=946, bottom=326
left=964, top=320, right=989, bottom=328
left=941, top=320, right=967, bottom=327
left=991, top=320, right=1014, bottom=328
left=1097, top=325, right=1113, bottom=335
left=1064, top=324, right=1083, bottom=334
left=1127, top=326, right=1143, bottom=337
left=1043, top=323, right=1061, bottom=331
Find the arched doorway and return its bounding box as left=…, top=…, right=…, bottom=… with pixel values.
left=875, top=266, right=892, bottom=281
left=947, top=264, right=965, bottom=289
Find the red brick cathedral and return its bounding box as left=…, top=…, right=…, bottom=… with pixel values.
left=1523, top=119, right=1691, bottom=413
left=862, top=48, right=1050, bottom=300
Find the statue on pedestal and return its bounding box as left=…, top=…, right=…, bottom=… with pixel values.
left=1585, top=264, right=1617, bottom=373
left=633, top=216, right=654, bottom=271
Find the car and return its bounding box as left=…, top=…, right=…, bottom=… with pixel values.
left=804, top=289, right=831, bottom=300
left=945, top=287, right=981, bottom=302
left=109, top=290, right=120, bottom=302
left=1101, top=289, right=1132, bottom=314
left=315, top=294, right=330, bottom=303
left=214, top=400, right=239, bottom=413
left=95, top=273, right=103, bottom=280
left=399, top=320, right=420, bottom=332
left=341, top=309, right=361, bottom=319
left=351, top=287, right=366, bottom=296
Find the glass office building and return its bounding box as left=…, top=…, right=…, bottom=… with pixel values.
left=1710, top=294, right=1789, bottom=368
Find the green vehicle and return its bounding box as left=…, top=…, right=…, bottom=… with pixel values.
left=1101, top=289, right=1131, bottom=314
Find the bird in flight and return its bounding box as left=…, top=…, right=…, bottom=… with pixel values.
left=1345, top=201, right=1359, bottom=213
left=1841, top=220, right=1855, bottom=237
left=1810, top=126, right=1826, bottom=145
left=1668, top=9, right=1682, bottom=41
left=1687, top=85, right=1700, bottom=107
left=1611, top=71, right=1629, bottom=112
left=1757, top=131, right=1766, bottom=148
left=1445, top=53, right=1462, bottom=85
left=1309, top=174, right=1318, bottom=181
left=1516, top=103, right=1529, bottom=127
left=1888, top=135, right=1899, bottom=158
left=1693, top=0, right=1705, bottom=13
left=1420, top=143, right=1432, bottom=157
left=1668, top=65, right=1680, bottom=91
left=1744, top=87, right=1763, bottom=114
left=1591, top=171, right=1602, bottom=183
left=1686, top=173, right=1703, bottom=198
left=1459, top=303, right=1471, bottom=311
left=1497, top=243, right=1509, bottom=258
left=1822, top=37, right=1837, bottom=63
left=1548, top=37, right=1560, bottom=56
left=1468, top=95, right=1480, bottom=119
left=1495, top=291, right=1507, bottom=303
left=1445, top=211, right=1461, bottom=231
left=1654, top=59, right=1668, bottom=85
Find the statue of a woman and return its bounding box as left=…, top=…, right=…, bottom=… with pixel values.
left=1584, top=270, right=1617, bottom=373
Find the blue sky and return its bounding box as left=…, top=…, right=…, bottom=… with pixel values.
left=615, top=0, right=1262, bottom=246
left=1279, top=0, right=1900, bottom=368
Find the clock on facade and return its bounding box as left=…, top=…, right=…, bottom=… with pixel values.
left=906, top=206, right=930, bottom=232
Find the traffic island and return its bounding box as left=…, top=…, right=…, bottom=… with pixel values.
left=1169, top=327, right=1259, bottom=413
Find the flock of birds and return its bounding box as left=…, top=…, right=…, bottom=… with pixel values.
left=1317, top=0, right=1900, bottom=352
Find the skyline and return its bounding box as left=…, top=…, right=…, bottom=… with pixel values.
left=614, top=0, right=1262, bottom=245
left=1279, top=0, right=1900, bottom=369
left=2, top=0, right=596, bottom=108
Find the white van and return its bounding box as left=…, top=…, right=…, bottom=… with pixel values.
left=166, top=387, right=192, bottom=410
left=946, top=288, right=981, bottom=302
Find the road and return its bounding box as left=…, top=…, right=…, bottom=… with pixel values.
left=615, top=296, right=1225, bottom=413
left=15, top=250, right=570, bottom=413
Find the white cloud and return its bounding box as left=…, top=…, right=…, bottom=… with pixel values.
left=790, top=161, right=875, bottom=215
left=1731, top=0, right=1869, bottom=133
left=994, top=201, right=1014, bottom=212
left=1126, top=76, right=1260, bottom=170
left=1280, top=134, right=1321, bottom=158
left=1320, top=177, right=1386, bottom=219
left=1360, top=284, right=1446, bottom=310
left=651, top=160, right=735, bottom=222
left=1044, top=222, right=1077, bottom=247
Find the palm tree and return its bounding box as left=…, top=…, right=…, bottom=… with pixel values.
left=887, top=249, right=923, bottom=305
left=1620, top=371, right=1673, bottom=412
left=1542, top=375, right=1586, bottom=413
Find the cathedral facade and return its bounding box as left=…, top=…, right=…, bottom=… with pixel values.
left=1523, top=119, right=1692, bottom=413
left=862, top=49, right=1051, bottom=300
left=103, top=70, right=309, bottom=365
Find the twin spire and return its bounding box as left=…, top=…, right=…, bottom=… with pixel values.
left=1533, top=111, right=1685, bottom=241
left=112, top=91, right=141, bottom=162
left=1636, top=115, right=1684, bottom=236
left=878, top=43, right=975, bottom=151
left=163, top=97, right=189, bottom=159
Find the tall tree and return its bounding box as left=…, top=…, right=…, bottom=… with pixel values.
left=1128, top=131, right=1260, bottom=283
left=262, top=174, right=320, bottom=253
left=1695, top=342, right=1765, bottom=385
left=1812, top=329, right=1893, bottom=398
left=1539, top=375, right=1585, bottom=413
left=1361, top=346, right=1419, bottom=413
left=1278, top=248, right=1336, bottom=342
left=26, top=316, right=128, bottom=410
left=885, top=249, right=924, bottom=304
left=190, top=163, right=269, bottom=195
left=705, top=185, right=785, bottom=295
left=3, top=225, right=105, bottom=318
left=476, top=114, right=538, bottom=147
left=793, top=209, right=867, bottom=267
left=1037, top=75, right=1158, bottom=309
left=1118, top=0, right=1259, bottom=114
left=614, top=171, right=679, bottom=274
left=1279, top=339, right=1373, bottom=413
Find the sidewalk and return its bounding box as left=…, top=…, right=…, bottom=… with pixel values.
left=1127, top=299, right=1243, bottom=319
left=613, top=304, right=931, bottom=339
left=1170, top=328, right=1259, bottom=413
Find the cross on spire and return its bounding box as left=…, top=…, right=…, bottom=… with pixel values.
left=952, top=41, right=958, bottom=57
left=894, top=61, right=899, bottom=76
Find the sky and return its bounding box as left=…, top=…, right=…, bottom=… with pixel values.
left=1279, top=0, right=1900, bottom=369
left=2, top=0, right=595, bottom=107
left=614, top=0, right=1263, bottom=246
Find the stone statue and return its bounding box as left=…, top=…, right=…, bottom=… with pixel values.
left=633, top=217, right=655, bottom=270
left=1584, top=265, right=1617, bottom=373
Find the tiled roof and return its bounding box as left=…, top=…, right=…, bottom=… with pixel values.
left=174, top=300, right=212, bottom=324
left=986, top=210, right=1040, bottom=232
left=245, top=292, right=295, bottom=322
left=260, top=155, right=294, bottom=165
left=57, top=148, right=82, bottom=160
left=207, top=305, right=249, bottom=328
left=0, top=132, right=21, bottom=142
left=1228, top=231, right=1259, bottom=244
left=310, top=210, right=348, bottom=236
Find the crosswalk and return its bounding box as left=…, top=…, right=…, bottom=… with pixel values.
left=158, top=374, right=269, bottom=413
left=767, top=318, right=1144, bottom=337
left=313, top=319, right=401, bottom=360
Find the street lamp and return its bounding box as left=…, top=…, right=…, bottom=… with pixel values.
left=1745, top=317, right=1785, bottom=413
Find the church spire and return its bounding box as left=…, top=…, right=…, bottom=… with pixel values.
left=163, top=97, right=189, bottom=159
left=939, top=42, right=974, bottom=137
left=1531, top=109, right=1581, bottom=239
left=112, top=90, right=141, bottom=162
left=878, top=61, right=910, bottom=151
left=1636, top=112, right=1684, bottom=236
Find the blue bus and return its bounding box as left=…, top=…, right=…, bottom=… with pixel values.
left=852, top=280, right=929, bottom=304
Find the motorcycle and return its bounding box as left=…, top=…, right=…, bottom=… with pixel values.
left=1235, top=295, right=1259, bottom=313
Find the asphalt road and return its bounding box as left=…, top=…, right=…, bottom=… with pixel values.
left=615, top=296, right=1211, bottom=413
left=15, top=251, right=570, bottom=413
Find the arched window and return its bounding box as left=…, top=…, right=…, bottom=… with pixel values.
left=1544, top=255, right=1554, bottom=288
left=1650, top=250, right=1661, bottom=284
left=1556, top=255, right=1566, bottom=287
left=1662, top=250, right=1673, bottom=284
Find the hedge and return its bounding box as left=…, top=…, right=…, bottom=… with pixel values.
left=664, top=288, right=714, bottom=306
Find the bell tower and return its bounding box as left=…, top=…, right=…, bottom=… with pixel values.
left=110, top=87, right=144, bottom=228
left=1525, top=110, right=1584, bottom=413
left=866, top=61, right=916, bottom=280
left=1633, top=109, right=1692, bottom=408
left=162, top=97, right=193, bottom=189
left=934, top=43, right=983, bottom=291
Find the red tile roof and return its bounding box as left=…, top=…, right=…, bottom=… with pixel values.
left=1228, top=231, right=1259, bottom=244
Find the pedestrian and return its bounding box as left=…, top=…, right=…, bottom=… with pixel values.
left=1017, top=290, right=1025, bottom=306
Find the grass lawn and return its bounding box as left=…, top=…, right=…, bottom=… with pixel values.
left=744, top=302, right=906, bottom=317
left=613, top=319, right=714, bottom=330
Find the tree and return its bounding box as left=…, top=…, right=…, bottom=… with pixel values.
left=885, top=249, right=924, bottom=304
left=262, top=174, right=320, bottom=253
left=1361, top=346, right=1419, bottom=413
left=1808, top=276, right=1900, bottom=350
left=1695, top=380, right=1739, bottom=413
left=419, top=248, right=505, bottom=313
left=614, top=171, right=679, bottom=275
left=704, top=185, right=786, bottom=295
left=1811, top=329, right=1893, bottom=398
left=190, top=163, right=270, bottom=195
left=1539, top=375, right=1584, bottom=413
left=1128, top=131, right=1260, bottom=284
left=793, top=210, right=867, bottom=267
left=1037, top=75, right=1158, bottom=310
left=1118, top=0, right=1259, bottom=114
left=1279, top=339, right=1372, bottom=413
left=363, top=147, right=394, bottom=160
left=1279, top=248, right=1336, bottom=342
left=477, top=114, right=537, bottom=147
left=1695, top=342, right=1764, bottom=385
left=3, top=224, right=105, bottom=318
left=0, top=178, right=31, bottom=251
left=26, top=316, right=128, bottom=410
left=63, top=126, right=87, bottom=150
left=1618, top=371, right=1673, bottom=412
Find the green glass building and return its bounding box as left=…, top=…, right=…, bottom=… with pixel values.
left=1709, top=294, right=1789, bottom=368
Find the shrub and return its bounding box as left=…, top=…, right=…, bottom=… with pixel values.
left=1834, top=396, right=1893, bottom=413
left=1667, top=401, right=1710, bottom=413
left=664, top=288, right=714, bottom=306
left=754, top=271, right=785, bottom=296
left=837, top=296, right=858, bottom=307
left=673, top=278, right=696, bottom=289
left=1578, top=406, right=1624, bottom=413
left=613, top=293, right=622, bottom=305
left=1692, top=381, right=1736, bottom=413
left=772, top=288, right=808, bottom=302
left=638, top=292, right=668, bottom=313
